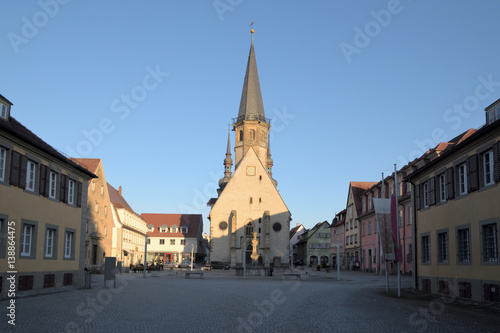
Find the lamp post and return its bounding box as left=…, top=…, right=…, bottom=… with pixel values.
left=143, top=235, right=148, bottom=278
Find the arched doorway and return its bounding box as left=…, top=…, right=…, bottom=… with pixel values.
left=245, top=244, right=252, bottom=264
left=320, top=256, right=329, bottom=266
left=310, top=255, right=318, bottom=266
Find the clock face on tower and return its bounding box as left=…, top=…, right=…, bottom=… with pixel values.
left=246, top=166, right=256, bottom=176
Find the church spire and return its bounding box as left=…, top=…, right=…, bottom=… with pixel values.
left=217, top=129, right=233, bottom=196
left=237, top=31, right=265, bottom=122
left=267, top=132, right=277, bottom=187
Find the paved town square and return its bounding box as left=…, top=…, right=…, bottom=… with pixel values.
left=2, top=269, right=499, bottom=333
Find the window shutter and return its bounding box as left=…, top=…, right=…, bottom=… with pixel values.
left=494, top=142, right=500, bottom=183
left=467, top=154, right=479, bottom=192
left=429, top=177, right=436, bottom=206
left=9, top=151, right=21, bottom=186
left=445, top=167, right=455, bottom=200
left=415, top=184, right=421, bottom=210
left=19, top=155, right=28, bottom=189
left=60, top=174, right=67, bottom=203
left=39, top=164, right=48, bottom=197
left=77, top=181, right=83, bottom=208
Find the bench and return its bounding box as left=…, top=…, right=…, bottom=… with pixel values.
left=201, top=266, right=211, bottom=271
left=282, top=273, right=301, bottom=280
left=185, top=272, right=204, bottom=279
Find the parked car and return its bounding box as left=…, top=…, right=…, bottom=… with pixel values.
left=293, top=259, right=304, bottom=266
left=210, top=261, right=230, bottom=270
left=164, top=262, right=176, bottom=269
left=177, top=261, right=195, bottom=268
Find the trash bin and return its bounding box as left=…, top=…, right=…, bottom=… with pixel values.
left=84, top=268, right=91, bottom=289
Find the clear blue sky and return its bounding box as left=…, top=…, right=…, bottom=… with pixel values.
left=2, top=1, right=500, bottom=234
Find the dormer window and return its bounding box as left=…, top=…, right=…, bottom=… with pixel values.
left=171, top=227, right=177, bottom=233
left=181, top=226, right=188, bottom=233
left=0, top=102, right=7, bottom=120
left=160, top=228, right=166, bottom=233
left=487, top=105, right=500, bottom=125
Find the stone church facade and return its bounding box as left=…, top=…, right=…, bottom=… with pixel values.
left=208, top=34, right=291, bottom=267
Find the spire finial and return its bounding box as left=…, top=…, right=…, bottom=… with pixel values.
left=250, top=21, right=254, bottom=41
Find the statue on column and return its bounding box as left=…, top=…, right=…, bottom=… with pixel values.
left=251, top=231, right=259, bottom=262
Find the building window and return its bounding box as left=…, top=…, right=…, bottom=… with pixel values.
left=437, top=231, right=448, bottom=263
left=438, top=173, right=446, bottom=203
left=67, top=179, right=75, bottom=205
left=100, top=185, right=104, bottom=196
left=26, top=160, right=36, bottom=191
left=45, top=228, right=56, bottom=258
left=21, top=224, right=33, bottom=256
left=250, top=129, right=255, bottom=140
left=398, top=208, right=403, bottom=227
left=348, top=205, right=353, bottom=219
left=457, top=228, right=471, bottom=263
left=482, top=223, right=498, bottom=262
left=239, top=130, right=244, bottom=141
left=181, top=239, right=186, bottom=245
left=49, top=171, right=57, bottom=199
left=249, top=197, right=253, bottom=204
left=246, top=223, right=253, bottom=236
left=170, top=239, right=175, bottom=245
left=147, top=238, right=151, bottom=245
left=350, top=221, right=353, bottom=230
left=94, top=203, right=98, bottom=213
left=0, top=147, right=5, bottom=181
left=64, top=231, right=74, bottom=259
left=181, top=226, right=188, bottom=233
left=362, top=197, right=366, bottom=213
left=104, top=206, right=107, bottom=216
left=171, top=227, right=177, bottom=233
left=483, top=150, right=494, bottom=186
left=159, top=239, right=165, bottom=245
left=0, top=103, right=7, bottom=119
left=407, top=206, right=412, bottom=225
left=362, top=222, right=365, bottom=236
left=421, top=235, right=430, bottom=264
left=354, top=234, right=358, bottom=244
left=160, top=228, right=166, bottom=233
left=368, top=221, right=372, bottom=235
left=354, top=220, right=358, bottom=228
left=422, top=182, right=429, bottom=208
left=458, top=163, right=467, bottom=195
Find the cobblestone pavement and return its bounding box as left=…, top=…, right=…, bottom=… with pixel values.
left=1, top=268, right=499, bottom=332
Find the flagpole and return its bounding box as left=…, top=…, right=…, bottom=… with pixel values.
left=382, top=173, right=389, bottom=293
left=395, top=164, right=401, bottom=297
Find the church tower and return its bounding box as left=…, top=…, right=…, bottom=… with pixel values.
left=208, top=30, right=291, bottom=268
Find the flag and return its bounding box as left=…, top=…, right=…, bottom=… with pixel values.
left=391, top=194, right=403, bottom=262
left=373, top=198, right=393, bottom=261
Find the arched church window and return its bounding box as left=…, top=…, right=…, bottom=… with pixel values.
left=239, top=130, right=244, bottom=141
left=250, top=129, right=255, bottom=140
left=245, top=223, right=253, bottom=236
left=260, top=131, right=265, bottom=142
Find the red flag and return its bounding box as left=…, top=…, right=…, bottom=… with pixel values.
left=390, top=194, right=402, bottom=262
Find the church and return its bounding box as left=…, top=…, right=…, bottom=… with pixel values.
left=208, top=31, right=291, bottom=267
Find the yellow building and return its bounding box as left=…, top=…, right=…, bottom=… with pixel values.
left=207, top=35, right=291, bottom=267
left=0, top=94, right=96, bottom=293
left=70, top=158, right=114, bottom=270
left=408, top=98, right=500, bottom=302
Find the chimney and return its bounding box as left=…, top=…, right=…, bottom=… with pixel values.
left=119, top=186, right=122, bottom=195
left=296, top=222, right=299, bottom=227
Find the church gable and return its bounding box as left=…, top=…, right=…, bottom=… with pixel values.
left=210, top=147, right=288, bottom=215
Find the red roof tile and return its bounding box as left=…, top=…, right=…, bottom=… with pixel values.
left=141, top=213, right=203, bottom=238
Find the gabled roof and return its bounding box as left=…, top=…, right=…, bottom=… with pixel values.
left=0, top=115, right=96, bottom=178
left=210, top=146, right=290, bottom=215
left=107, top=183, right=137, bottom=215
left=141, top=213, right=203, bottom=238
left=70, top=158, right=101, bottom=174
left=349, top=181, right=377, bottom=217
left=289, top=224, right=304, bottom=239
left=237, top=40, right=265, bottom=120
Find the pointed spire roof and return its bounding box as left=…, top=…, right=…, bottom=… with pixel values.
left=237, top=39, right=265, bottom=120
